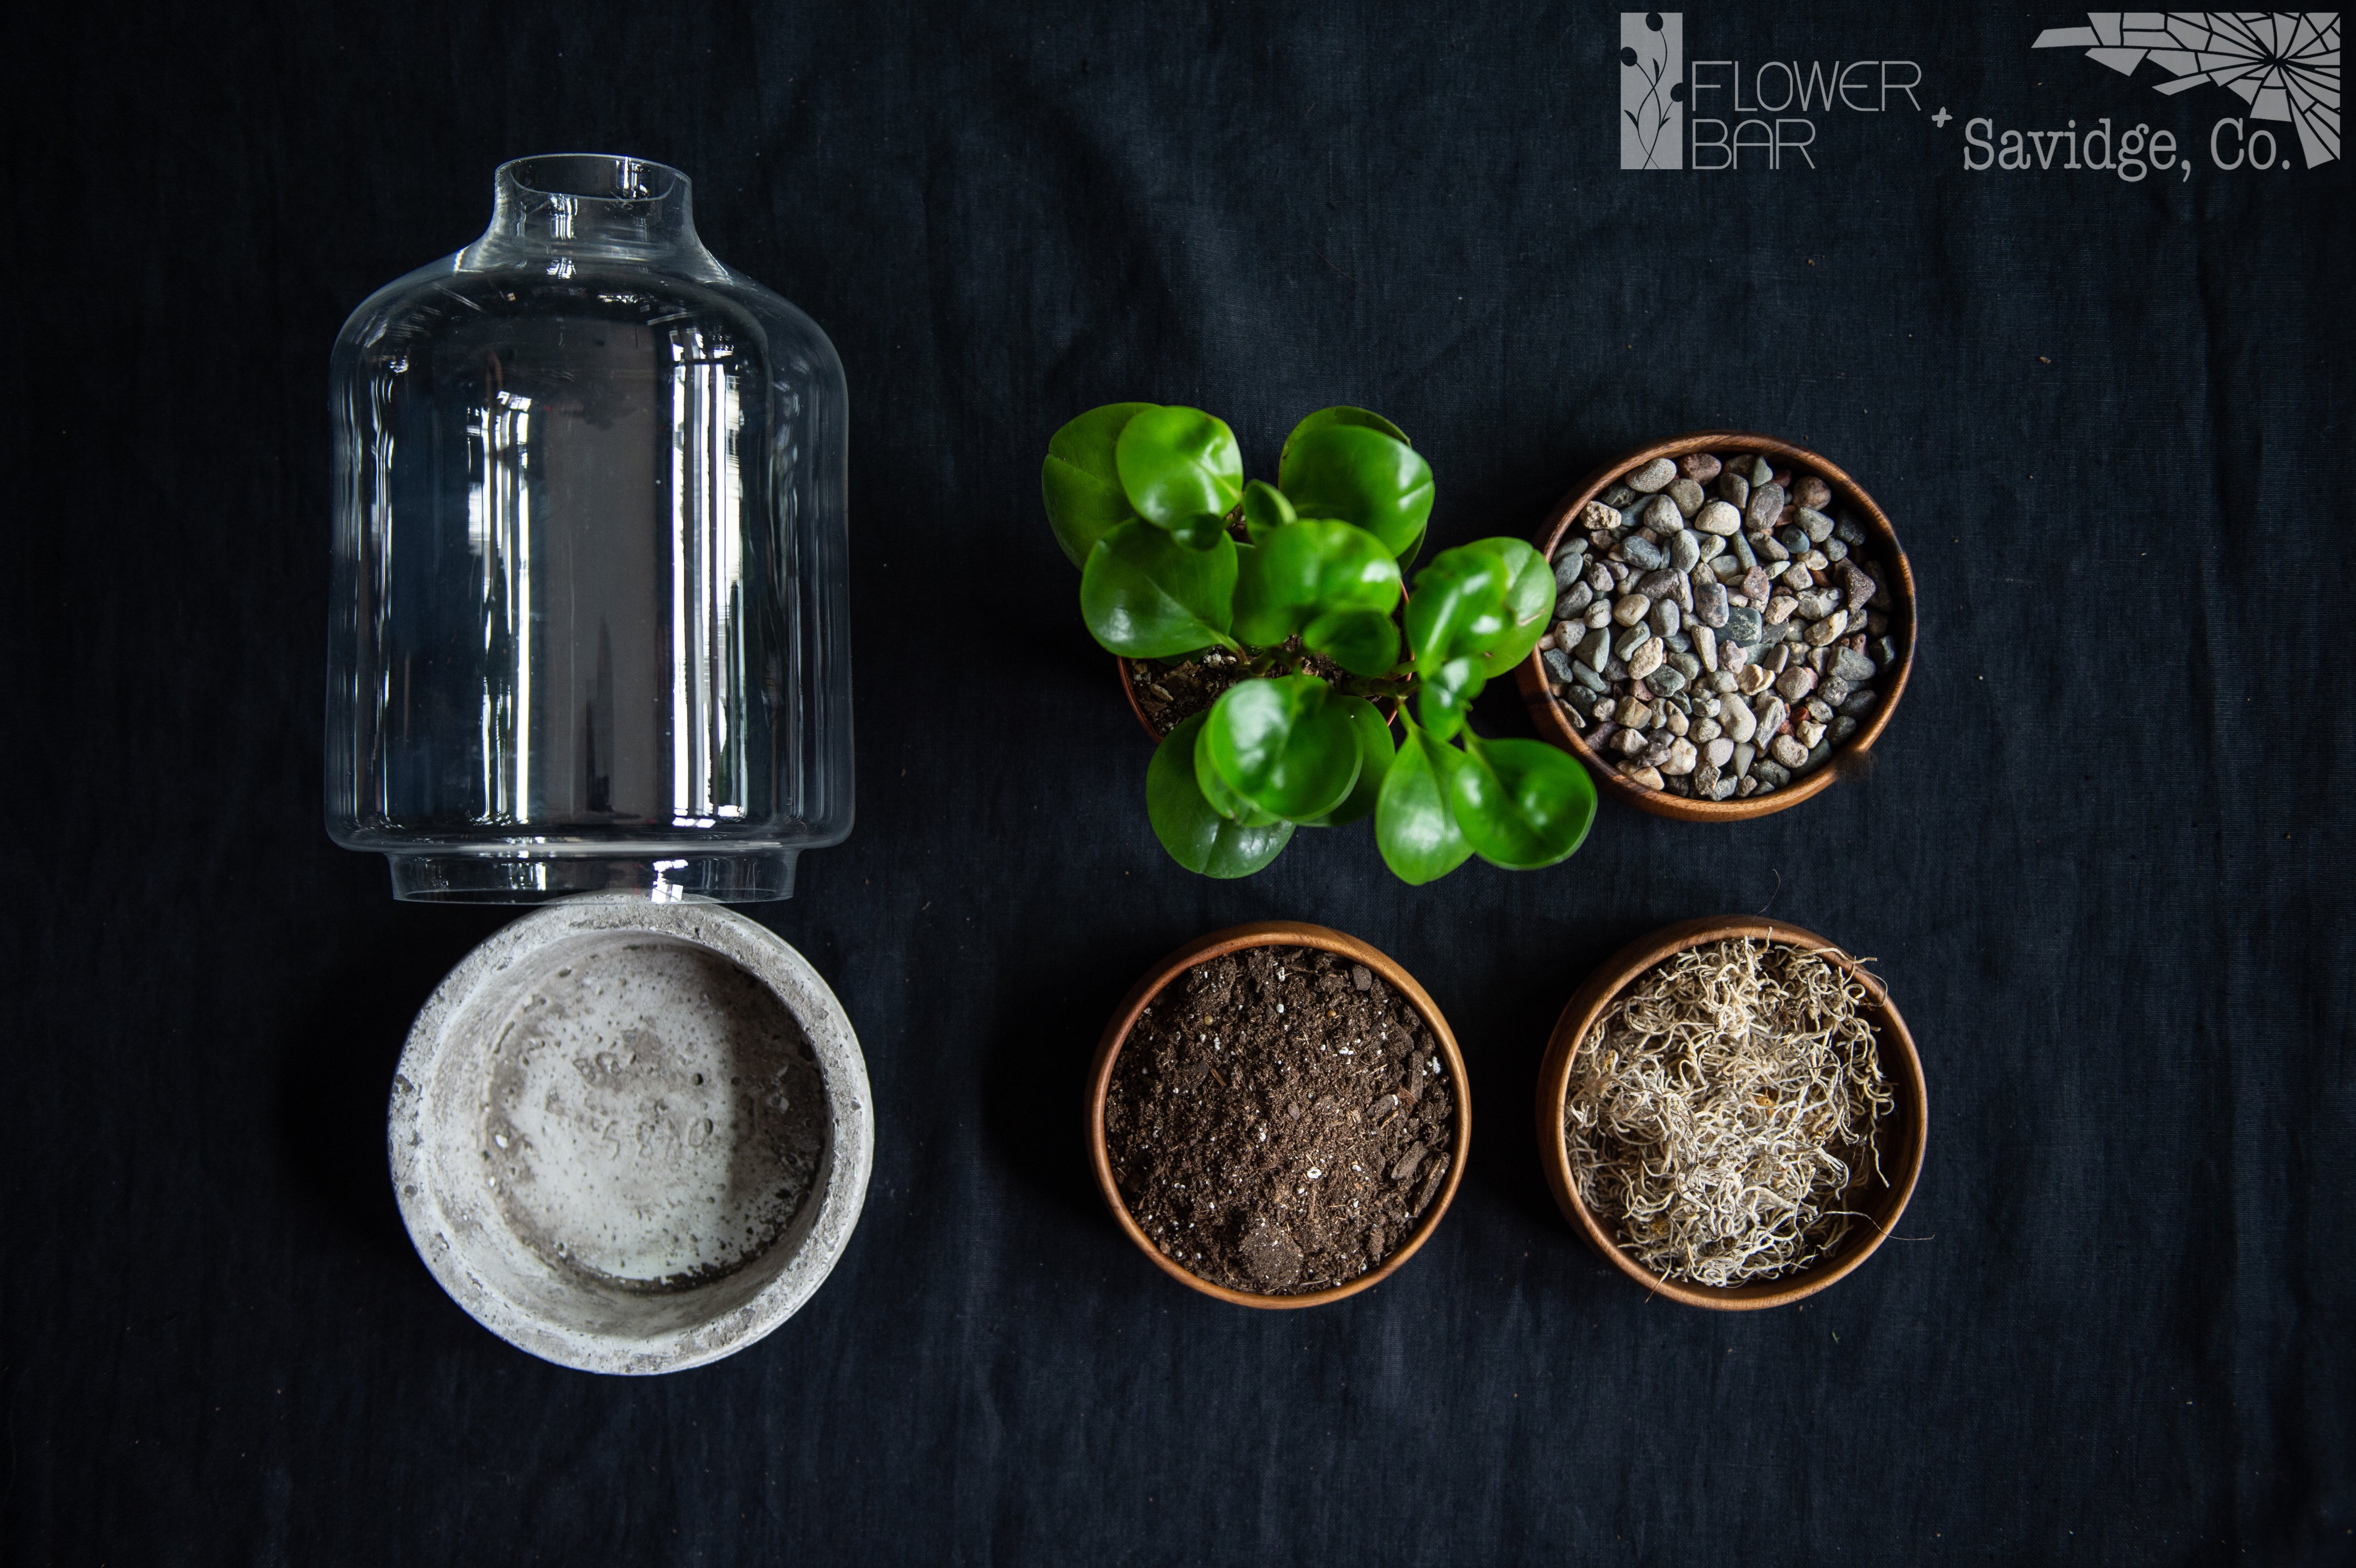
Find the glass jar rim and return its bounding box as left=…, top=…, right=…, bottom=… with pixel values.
left=499, top=153, right=687, bottom=204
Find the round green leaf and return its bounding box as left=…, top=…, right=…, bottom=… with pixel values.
left=1405, top=544, right=1511, bottom=670
left=1147, top=712, right=1295, bottom=877
left=1374, top=726, right=1474, bottom=885
left=1298, top=696, right=1396, bottom=827
left=1241, top=479, right=1297, bottom=544
left=1115, top=405, right=1243, bottom=532
left=1200, top=673, right=1361, bottom=822
left=1192, top=715, right=1283, bottom=826
left=1043, top=403, right=1154, bottom=566
left=1279, top=406, right=1410, bottom=474
left=1301, top=605, right=1401, bottom=678
left=1079, top=521, right=1237, bottom=657
left=1231, top=519, right=1402, bottom=649
left=1412, top=654, right=1484, bottom=741
left=1466, top=537, right=1555, bottom=674
left=1449, top=733, right=1598, bottom=870
left=1277, top=423, right=1434, bottom=561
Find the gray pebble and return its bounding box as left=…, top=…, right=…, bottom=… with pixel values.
left=1831, top=716, right=1858, bottom=742
left=1572, top=661, right=1608, bottom=694
left=1636, top=567, right=1684, bottom=601
left=1624, top=457, right=1677, bottom=494
left=1694, top=623, right=1718, bottom=673
left=1667, top=651, right=1702, bottom=680
left=1648, top=664, right=1688, bottom=697
left=1831, top=646, right=1876, bottom=684
left=1666, top=478, right=1705, bottom=518
left=1669, top=530, right=1702, bottom=572
left=1753, top=759, right=1792, bottom=787
left=1776, top=524, right=1811, bottom=555
left=1542, top=648, right=1577, bottom=684
left=1695, top=532, right=1726, bottom=562
left=1555, top=583, right=1593, bottom=619
left=1839, top=562, right=1878, bottom=610
left=1717, top=470, right=1750, bottom=509
left=1730, top=531, right=1757, bottom=569
left=1818, top=674, right=1852, bottom=706
left=1753, top=696, right=1789, bottom=737
left=1613, top=622, right=1651, bottom=659
left=1692, top=578, right=1730, bottom=629
left=1823, top=538, right=1849, bottom=563
left=1793, top=589, right=1838, bottom=621
left=1805, top=740, right=1832, bottom=769
left=1623, top=534, right=1668, bottom=571
left=1833, top=511, right=1867, bottom=546
left=1835, top=688, right=1877, bottom=717
left=1872, top=635, right=1899, bottom=669
left=1693, top=500, right=1743, bottom=536
left=1642, top=494, right=1683, bottom=533
left=1755, top=530, right=1789, bottom=563
left=1579, top=627, right=1613, bottom=667
left=1586, top=562, right=1613, bottom=593
left=1745, top=482, right=1788, bottom=534
left=1722, top=605, right=1764, bottom=648
left=1553, top=554, right=1586, bottom=590
left=1796, top=506, right=1835, bottom=544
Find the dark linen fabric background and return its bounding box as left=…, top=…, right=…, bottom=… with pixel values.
left=4, top=1, right=2350, bottom=1562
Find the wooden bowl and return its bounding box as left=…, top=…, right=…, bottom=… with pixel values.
left=1536, top=915, right=1927, bottom=1310
left=1515, top=432, right=1918, bottom=820
left=1086, top=921, right=1471, bottom=1308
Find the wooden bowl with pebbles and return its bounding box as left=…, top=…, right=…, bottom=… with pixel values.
left=1514, top=433, right=1917, bottom=820
left=1087, top=921, right=1471, bottom=1308
left=1536, top=916, right=1926, bottom=1310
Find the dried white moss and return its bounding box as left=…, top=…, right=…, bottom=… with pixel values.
left=1564, top=937, right=1891, bottom=1287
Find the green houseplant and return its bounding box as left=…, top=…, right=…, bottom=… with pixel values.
left=1044, top=403, right=1598, bottom=883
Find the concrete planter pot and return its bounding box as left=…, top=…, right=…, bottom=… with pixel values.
left=388, top=894, right=873, bottom=1373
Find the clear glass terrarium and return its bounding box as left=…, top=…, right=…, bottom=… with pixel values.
left=327, top=155, right=851, bottom=901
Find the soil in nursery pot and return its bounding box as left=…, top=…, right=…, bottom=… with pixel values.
left=1104, top=946, right=1456, bottom=1295
left=1126, top=644, right=1357, bottom=738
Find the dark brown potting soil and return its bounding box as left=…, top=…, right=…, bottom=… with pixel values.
left=1126, top=647, right=1351, bottom=737
left=1103, top=945, right=1457, bottom=1295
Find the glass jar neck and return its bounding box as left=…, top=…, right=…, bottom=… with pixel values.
left=459, top=154, right=724, bottom=278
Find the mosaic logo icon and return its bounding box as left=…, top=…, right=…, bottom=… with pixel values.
left=2032, top=11, right=2340, bottom=166
left=1621, top=11, right=1686, bottom=169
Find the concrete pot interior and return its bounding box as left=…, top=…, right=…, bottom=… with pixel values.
left=389, top=895, right=873, bottom=1373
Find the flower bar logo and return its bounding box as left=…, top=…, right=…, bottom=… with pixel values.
left=1621, top=11, right=1686, bottom=168
left=1619, top=11, right=1926, bottom=170
left=2029, top=12, right=2339, bottom=167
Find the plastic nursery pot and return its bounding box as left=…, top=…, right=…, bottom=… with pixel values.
left=1536, top=915, right=1928, bottom=1311
left=390, top=894, right=875, bottom=1372
left=1515, top=431, right=1918, bottom=821
left=1086, top=920, right=1471, bottom=1308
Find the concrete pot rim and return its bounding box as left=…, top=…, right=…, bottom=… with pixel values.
left=388, top=893, right=874, bottom=1373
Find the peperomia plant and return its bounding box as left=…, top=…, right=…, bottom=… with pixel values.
left=1044, top=403, right=1598, bottom=883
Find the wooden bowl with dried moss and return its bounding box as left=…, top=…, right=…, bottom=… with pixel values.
left=1536, top=916, right=1926, bottom=1310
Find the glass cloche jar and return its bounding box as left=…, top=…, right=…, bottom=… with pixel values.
left=327, top=155, right=851, bottom=901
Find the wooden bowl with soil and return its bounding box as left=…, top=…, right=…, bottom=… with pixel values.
left=1536, top=916, right=1927, bottom=1310
left=1515, top=432, right=1918, bottom=821
left=1087, top=921, right=1471, bottom=1307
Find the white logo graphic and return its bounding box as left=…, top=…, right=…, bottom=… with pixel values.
left=2032, top=11, right=2340, bottom=166
left=1621, top=12, right=1686, bottom=168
